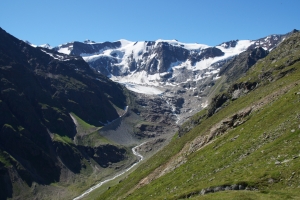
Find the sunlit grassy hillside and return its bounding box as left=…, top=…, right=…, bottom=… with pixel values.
left=96, top=32, right=300, bottom=200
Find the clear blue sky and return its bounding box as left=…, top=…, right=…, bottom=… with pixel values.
left=1, top=0, right=299, bottom=47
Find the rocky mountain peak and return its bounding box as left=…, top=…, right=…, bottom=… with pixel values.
left=83, top=39, right=96, bottom=44
left=218, top=40, right=238, bottom=49
left=52, top=31, right=290, bottom=89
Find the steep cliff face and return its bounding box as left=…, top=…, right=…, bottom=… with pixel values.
left=0, top=28, right=130, bottom=199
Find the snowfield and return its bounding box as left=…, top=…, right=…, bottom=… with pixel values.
left=84, top=39, right=253, bottom=95
left=121, top=83, right=164, bottom=95
left=80, top=39, right=255, bottom=88
left=50, top=36, right=283, bottom=96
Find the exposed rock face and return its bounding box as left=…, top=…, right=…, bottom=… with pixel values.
left=217, top=40, right=238, bottom=48
left=189, top=47, right=224, bottom=66
left=207, top=93, right=231, bottom=117
left=207, top=107, right=252, bottom=139
left=149, top=42, right=191, bottom=74
left=90, top=56, right=119, bottom=76
left=197, top=183, right=256, bottom=197
left=53, top=41, right=121, bottom=56
left=247, top=32, right=295, bottom=51
left=219, top=47, right=269, bottom=81
left=229, top=82, right=258, bottom=100
left=207, top=81, right=258, bottom=117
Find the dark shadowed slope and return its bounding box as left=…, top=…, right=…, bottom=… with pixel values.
left=0, top=27, right=130, bottom=200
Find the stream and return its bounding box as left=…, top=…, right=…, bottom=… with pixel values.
left=73, top=142, right=146, bottom=200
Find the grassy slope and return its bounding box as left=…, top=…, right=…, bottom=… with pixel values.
left=70, top=112, right=116, bottom=147
left=34, top=113, right=137, bottom=200
left=96, top=33, right=300, bottom=199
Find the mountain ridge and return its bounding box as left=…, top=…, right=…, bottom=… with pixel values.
left=50, top=30, right=295, bottom=85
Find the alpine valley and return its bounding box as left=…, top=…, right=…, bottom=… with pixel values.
left=0, top=27, right=300, bottom=200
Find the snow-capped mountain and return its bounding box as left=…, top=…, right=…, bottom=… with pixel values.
left=23, top=40, right=53, bottom=49
left=38, top=43, right=52, bottom=49
left=53, top=31, right=292, bottom=89
left=48, top=30, right=296, bottom=124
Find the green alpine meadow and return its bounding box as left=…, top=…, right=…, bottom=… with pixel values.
left=96, top=32, right=300, bottom=200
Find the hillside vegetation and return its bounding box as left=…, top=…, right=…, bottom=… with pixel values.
left=0, top=27, right=134, bottom=200
left=97, top=32, right=300, bottom=199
